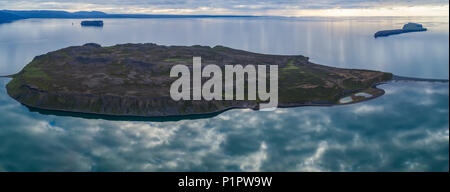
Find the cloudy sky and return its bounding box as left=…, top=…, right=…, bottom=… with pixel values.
left=0, top=0, right=449, bottom=16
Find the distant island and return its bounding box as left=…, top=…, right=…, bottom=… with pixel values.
left=374, top=23, right=427, bottom=38
left=5, top=43, right=392, bottom=117
left=0, top=10, right=255, bottom=23
left=81, top=20, right=104, bottom=27
left=0, top=10, right=23, bottom=23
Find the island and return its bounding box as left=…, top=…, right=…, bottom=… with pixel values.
left=81, top=20, right=104, bottom=27
left=374, top=23, right=427, bottom=38
left=5, top=43, right=393, bottom=117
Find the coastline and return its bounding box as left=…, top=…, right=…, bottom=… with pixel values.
left=6, top=75, right=450, bottom=121
left=16, top=84, right=388, bottom=121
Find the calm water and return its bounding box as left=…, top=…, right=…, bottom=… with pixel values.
left=0, top=17, right=448, bottom=171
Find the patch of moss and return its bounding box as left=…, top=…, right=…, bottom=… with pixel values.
left=343, top=78, right=365, bottom=89
left=22, top=63, right=49, bottom=80
left=282, top=60, right=300, bottom=71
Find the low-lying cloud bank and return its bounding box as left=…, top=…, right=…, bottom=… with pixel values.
left=0, top=0, right=448, bottom=16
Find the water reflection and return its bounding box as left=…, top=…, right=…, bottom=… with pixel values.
left=0, top=78, right=448, bottom=171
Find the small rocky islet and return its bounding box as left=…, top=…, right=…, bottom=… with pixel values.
left=6, top=43, right=392, bottom=117
left=374, top=22, right=427, bottom=38
left=81, top=20, right=104, bottom=27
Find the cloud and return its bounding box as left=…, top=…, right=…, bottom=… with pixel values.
left=296, top=141, right=329, bottom=171
left=353, top=105, right=384, bottom=114
left=0, top=0, right=448, bottom=16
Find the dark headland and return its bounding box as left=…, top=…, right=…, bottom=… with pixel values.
left=0, top=10, right=255, bottom=24
left=374, top=23, right=427, bottom=38
left=5, top=43, right=393, bottom=117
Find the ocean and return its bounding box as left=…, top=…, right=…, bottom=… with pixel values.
left=0, top=16, right=448, bottom=171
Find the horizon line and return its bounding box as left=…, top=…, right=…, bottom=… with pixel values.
left=2, top=9, right=449, bottom=18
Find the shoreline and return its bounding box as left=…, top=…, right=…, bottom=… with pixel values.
left=6, top=75, right=449, bottom=121
left=18, top=84, right=388, bottom=121
left=392, top=75, right=449, bottom=83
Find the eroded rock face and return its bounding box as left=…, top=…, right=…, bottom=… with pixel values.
left=6, top=43, right=392, bottom=117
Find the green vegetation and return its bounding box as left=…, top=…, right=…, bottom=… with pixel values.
left=282, top=60, right=300, bottom=71
left=22, top=61, right=50, bottom=80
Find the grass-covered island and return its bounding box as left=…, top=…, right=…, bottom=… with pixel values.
left=6, top=43, right=392, bottom=117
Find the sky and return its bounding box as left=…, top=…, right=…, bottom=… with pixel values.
left=0, top=0, right=449, bottom=16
